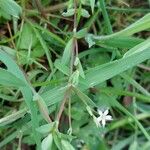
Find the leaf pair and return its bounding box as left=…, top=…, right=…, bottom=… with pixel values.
left=38, top=122, right=75, bottom=150
left=62, top=8, right=90, bottom=18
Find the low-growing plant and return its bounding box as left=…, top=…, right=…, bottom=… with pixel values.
left=0, top=0, right=150, bottom=150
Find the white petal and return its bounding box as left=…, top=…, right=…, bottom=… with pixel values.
left=94, top=116, right=100, bottom=127
left=105, top=115, right=113, bottom=121
left=102, top=119, right=106, bottom=127
left=104, top=109, right=109, bottom=115
left=98, top=109, right=103, bottom=116
left=97, top=116, right=102, bottom=122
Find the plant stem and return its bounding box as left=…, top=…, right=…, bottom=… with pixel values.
left=6, top=22, right=16, bottom=49
left=108, top=112, right=150, bottom=132
left=56, top=86, right=71, bottom=121
left=56, top=0, right=79, bottom=124
left=34, top=0, right=47, bottom=19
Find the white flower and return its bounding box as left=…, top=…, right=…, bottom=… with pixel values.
left=97, top=109, right=113, bottom=127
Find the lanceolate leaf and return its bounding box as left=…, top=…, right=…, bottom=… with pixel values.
left=0, top=69, right=25, bottom=87
left=0, top=0, right=22, bottom=19
left=85, top=43, right=150, bottom=87
left=86, top=13, right=150, bottom=46
left=61, top=38, right=73, bottom=65
left=97, top=36, right=144, bottom=49
left=90, top=0, right=95, bottom=13
left=41, top=134, right=53, bottom=150
left=0, top=50, right=27, bottom=82
left=0, top=50, right=41, bottom=147
left=62, top=8, right=75, bottom=17
left=61, top=140, right=75, bottom=150
left=54, top=59, right=70, bottom=76
left=123, top=38, right=150, bottom=57
left=72, top=86, right=96, bottom=107
left=0, top=108, right=27, bottom=127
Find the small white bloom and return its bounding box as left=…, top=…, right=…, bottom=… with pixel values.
left=97, top=109, right=113, bottom=127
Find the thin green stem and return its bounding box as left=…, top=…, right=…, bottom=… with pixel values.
left=121, top=73, right=150, bottom=96
left=108, top=112, right=150, bottom=132
left=100, top=87, right=150, bottom=103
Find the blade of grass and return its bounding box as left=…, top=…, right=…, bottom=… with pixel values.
left=107, top=96, right=150, bottom=140
left=0, top=68, right=25, bottom=87
left=27, top=21, right=53, bottom=71
left=32, top=22, right=66, bottom=46
left=87, top=13, right=150, bottom=44
left=107, top=112, right=150, bottom=132
left=98, top=0, right=113, bottom=34
left=120, top=73, right=150, bottom=96
left=0, top=50, right=41, bottom=148
left=0, top=108, right=27, bottom=127
left=85, top=42, right=150, bottom=87
left=99, top=87, right=150, bottom=103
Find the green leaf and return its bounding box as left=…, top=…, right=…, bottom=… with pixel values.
left=0, top=50, right=27, bottom=82
left=32, top=44, right=45, bottom=58
left=74, top=57, right=85, bottom=78
left=41, top=134, right=53, bottom=150
left=129, top=141, right=138, bottom=150
left=81, top=9, right=90, bottom=18
left=42, top=85, right=67, bottom=106
left=85, top=40, right=150, bottom=87
left=85, top=34, right=96, bottom=47
left=53, top=133, right=62, bottom=150
left=99, top=87, right=150, bottom=103
left=72, top=86, right=96, bottom=107
left=86, top=13, right=150, bottom=46
left=69, top=70, right=80, bottom=86
left=18, top=23, right=37, bottom=49
left=0, top=108, right=27, bottom=127
left=0, top=50, right=41, bottom=147
left=112, top=136, right=134, bottom=150
left=33, top=93, right=52, bottom=123
left=61, top=38, right=73, bottom=65
left=3, top=38, right=149, bottom=124
left=123, top=38, right=150, bottom=58
left=0, top=68, right=25, bottom=87
left=120, top=13, right=150, bottom=36
left=30, top=24, right=53, bottom=71
left=78, top=59, right=85, bottom=78
left=61, top=140, right=75, bottom=150
left=0, top=46, right=16, bottom=56
left=90, top=0, right=95, bottom=13
left=54, top=59, right=69, bottom=76
left=97, top=36, right=144, bottom=49
left=115, top=100, right=150, bottom=140
left=83, top=9, right=99, bottom=29
left=0, top=0, right=22, bottom=19
left=120, top=73, right=150, bottom=96
left=33, top=22, right=65, bottom=46
left=75, top=28, right=88, bottom=39
left=0, top=130, right=18, bottom=148
left=36, top=122, right=55, bottom=134
left=62, top=8, right=75, bottom=17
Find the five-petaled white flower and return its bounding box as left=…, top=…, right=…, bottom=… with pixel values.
left=97, top=109, right=113, bottom=127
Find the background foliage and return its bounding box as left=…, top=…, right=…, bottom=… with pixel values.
left=0, top=0, right=150, bottom=150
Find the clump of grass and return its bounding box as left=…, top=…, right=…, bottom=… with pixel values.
left=0, top=0, right=150, bottom=149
